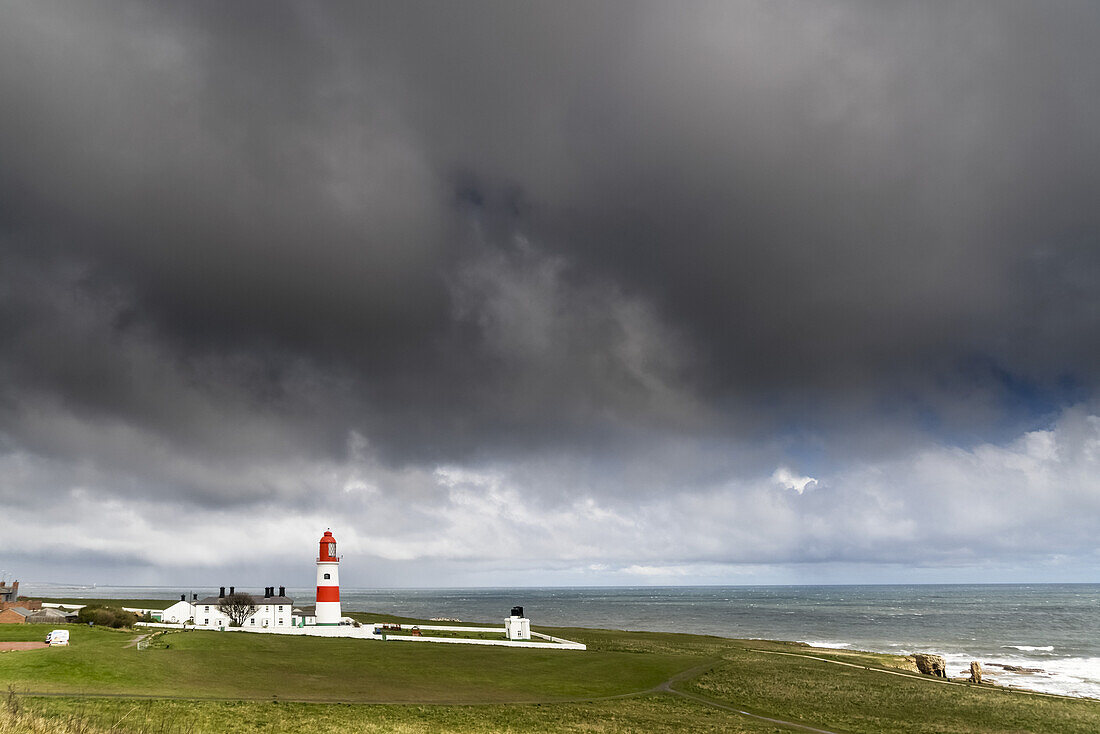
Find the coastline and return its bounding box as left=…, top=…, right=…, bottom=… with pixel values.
left=798, top=638, right=1100, bottom=699
left=798, top=641, right=1100, bottom=701
left=4, top=606, right=1100, bottom=733
left=25, top=583, right=1100, bottom=701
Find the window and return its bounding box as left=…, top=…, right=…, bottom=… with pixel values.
left=204, top=606, right=209, bottom=612
left=278, top=606, right=283, bottom=611
left=250, top=618, right=255, bottom=625
left=324, top=573, right=330, bottom=579
left=204, top=619, right=209, bottom=625
left=279, top=619, right=284, bottom=625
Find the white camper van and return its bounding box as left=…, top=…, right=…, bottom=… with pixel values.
left=45, top=629, right=69, bottom=646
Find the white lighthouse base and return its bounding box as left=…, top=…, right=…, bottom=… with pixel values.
left=316, top=601, right=342, bottom=625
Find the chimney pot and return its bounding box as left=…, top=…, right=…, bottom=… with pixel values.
left=180, top=594, right=185, bottom=601
left=219, top=587, right=225, bottom=598
left=229, top=586, right=235, bottom=595
left=279, top=586, right=285, bottom=597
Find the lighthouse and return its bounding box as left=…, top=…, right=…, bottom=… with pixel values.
left=315, top=529, right=342, bottom=625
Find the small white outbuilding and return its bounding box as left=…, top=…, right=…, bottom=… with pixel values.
left=505, top=605, right=531, bottom=640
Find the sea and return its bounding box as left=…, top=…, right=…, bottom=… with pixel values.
left=26, top=583, right=1100, bottom=700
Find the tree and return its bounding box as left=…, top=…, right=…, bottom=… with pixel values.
left=218, top=592, right=258, bottom=627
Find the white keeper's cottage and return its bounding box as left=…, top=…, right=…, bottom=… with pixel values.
left=160, top=586, right=313, bottom=629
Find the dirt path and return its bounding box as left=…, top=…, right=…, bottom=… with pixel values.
left=654, top=661, right=840, bottom=733
left=664, top=687, right=839, bottom=733
left=123, top=634, right=150, bottom=649
left=0, top=642, right=48, bottom=652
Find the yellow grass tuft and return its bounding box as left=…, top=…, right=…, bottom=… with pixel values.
left=2, top=693, right=106, bottom=734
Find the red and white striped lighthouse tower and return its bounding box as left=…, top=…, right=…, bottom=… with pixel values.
left=315, top=529, right=341, bottom=625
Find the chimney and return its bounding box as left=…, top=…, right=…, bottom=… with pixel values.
left=219, top=587, right=225, bottom=598
left=192, top=593, right=198, bottom=601
left=229, top=586, right=235, bottom=595
left=266, top=587, right=273, bottom=598
left=180, top=594, right=185, bottom=601
left=279, top=586, right=285, bottom=598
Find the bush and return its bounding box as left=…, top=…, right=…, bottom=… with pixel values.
left=76, top=605, right=139, bottom=628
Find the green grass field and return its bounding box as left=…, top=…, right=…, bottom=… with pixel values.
left=2, top=606, right=1098, bottom=733
left=0, top=624, right=686, bottom=703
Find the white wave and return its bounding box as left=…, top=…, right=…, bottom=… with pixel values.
left=800, top=640, right=852, bottom=649
left=940, top=652, right=1100, bottom=699
left=1003, top=645, right=1054, bottom=652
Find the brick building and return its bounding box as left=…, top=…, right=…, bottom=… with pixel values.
left=0, top=607, right=31, bottom=624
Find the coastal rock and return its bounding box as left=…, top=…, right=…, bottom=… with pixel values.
left=969, top=661, right=983, bottom=684
left=913, top=653, right=947, bottom=678
left=993, top=664, right=1044, bottom=674
left=896, top=657, right=920, bottom=673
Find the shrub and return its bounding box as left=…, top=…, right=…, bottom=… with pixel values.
left=76, top=605, right=139, bottom=628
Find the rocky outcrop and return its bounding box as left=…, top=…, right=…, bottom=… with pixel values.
left=991, top=664, right=1044, bottom=674
left=969, top=661, right=983, bottom=683
left=895, top=656, right=920, bottom=673
left=912, top=653, right=947, bottom=678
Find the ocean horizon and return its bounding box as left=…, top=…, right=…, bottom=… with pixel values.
left=27, top=582, right=1100, bottom=700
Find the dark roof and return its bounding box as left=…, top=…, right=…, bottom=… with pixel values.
left=195, top=595, right=294, bottom=606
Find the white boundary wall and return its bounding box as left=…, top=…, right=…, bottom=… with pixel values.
left=136, top=621, right=586, bottom=650
left=44, top=602, right=166, bottom=616
left=375, top=624, right=500, bottom=632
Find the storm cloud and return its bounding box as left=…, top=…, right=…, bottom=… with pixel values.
left=2, top=1, right=1099, bottom=585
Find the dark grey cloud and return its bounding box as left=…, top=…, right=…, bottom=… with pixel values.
left=2, top=1, right=1100, bottom=582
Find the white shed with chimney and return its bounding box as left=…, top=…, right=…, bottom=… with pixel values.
left=160, top=595, right=196, bottom=624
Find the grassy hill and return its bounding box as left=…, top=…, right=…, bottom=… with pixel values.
left=2, top=611, right=1098, bottom=733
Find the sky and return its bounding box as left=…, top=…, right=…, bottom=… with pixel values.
left=2, top=1, right=1099, bottom=589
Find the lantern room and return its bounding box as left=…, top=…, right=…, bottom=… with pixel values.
left=318, top=530, right=339, bottom=562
